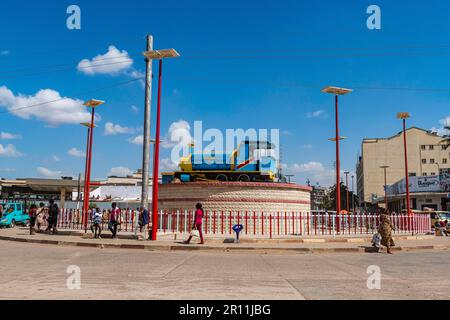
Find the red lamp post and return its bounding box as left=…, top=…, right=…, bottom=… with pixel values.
left=81, top=99, right=104, bottom=233
left=322, top=86, right=352, bottom=234
left=142, top=49, right=180, bottom=241
left=397, top=112, right=412, bottom=216
left=322, top=86, right=352, bottom=218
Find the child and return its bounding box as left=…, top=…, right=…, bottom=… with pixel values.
left=91, top=208, right=102, bottom=239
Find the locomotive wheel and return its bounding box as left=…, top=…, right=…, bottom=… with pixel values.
left=215, top=174, right=229, bottom=182
left=238, top=174, right=251, bottom=182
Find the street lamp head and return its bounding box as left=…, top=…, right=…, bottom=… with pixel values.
left=83, top=99, right=105, bottom=108
left=397, top=112, right=410, bottom=120
left=80, top=122, right=98, bottom=128
left=380, top=165, right=390, bottom=169
left=328, top=136, right=347, bottom=141
left=321, top=86, right=353, bottom=95
left=143, top=49, right=180, bottom=60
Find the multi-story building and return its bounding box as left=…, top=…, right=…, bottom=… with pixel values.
left=357, top=127, right=449, bottom=206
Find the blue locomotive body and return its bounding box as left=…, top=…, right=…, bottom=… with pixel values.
left=162, top=140, right=278, bottom=183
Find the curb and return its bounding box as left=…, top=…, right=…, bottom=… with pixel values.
left=1, top=235, right=449, bottom=254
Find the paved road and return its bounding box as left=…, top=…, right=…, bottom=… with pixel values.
left=0, top=241, right=448, bottom=300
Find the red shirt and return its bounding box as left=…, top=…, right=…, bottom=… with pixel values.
left=194, top=209, right=204, bottom=225
left=110, top=208, right=120, bottom=222
left=28, top=208, right=37, bottom=218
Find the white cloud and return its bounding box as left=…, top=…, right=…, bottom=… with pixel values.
left=283, top=161, right=355, bottom=187
left=53, top=155, right=60, bottom=162
left=306, top=110, right=326, bottom=118
left=68, top=147, right=86, bottom=158
left=129, top=69, right=145, bottom=79
left=431, top=117, right=450, bottom=136
left=129, top=69, right=145, bottom=87
left=0, top=144, right=22, bottom=157
left=128, top=120, right=193, bottom=149
left=0, top=132, right=20, bottom=140
left=162, top=120, right=193, bottom=149
left=77, top=46, right=133, bottom=76
left=104, top=122, right=134, bottom=135
left=289, top=161, right=325, bottom=173
left=108, top=166, right=133, bottom=177
left=37, top=167, right=62, bottom=178
left=129, top=135, right=143, bottom=145
left=0, top=86, right=92, bottom=126
left=160, top=158, right=179, bottom=173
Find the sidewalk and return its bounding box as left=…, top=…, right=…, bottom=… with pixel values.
left=1, top=227, right=449, bottom=254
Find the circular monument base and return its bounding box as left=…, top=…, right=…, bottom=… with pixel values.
left=159, top=182, right=312, bottom=212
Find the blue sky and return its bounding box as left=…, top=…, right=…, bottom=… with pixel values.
left=0, top=0, right=449, bottom=186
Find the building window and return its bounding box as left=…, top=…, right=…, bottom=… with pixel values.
left=429, top=145, right=434, bottom=150
left=422, top=159, right=427, bottom=164
left=430, top=159, right=435, bottom=164
left=443, top=145, right=447, bottom=150
left=423, top=173, right=427, bottom=176
left=444, top=159, right=448, bottom=164
left=421, top=145, right=426, bottom=150
left=409, top=172, right=416, bottom=177
left=431, top=172, right=436, bottom=176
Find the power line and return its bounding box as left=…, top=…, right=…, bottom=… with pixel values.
left=171, top=76, right=450, bottom=93
left=0, top=77, right=144, bottom=116
left=3, top=43, right=450, bottom=77
left=0, top=59, right=137, bottom=80
left=0, top=53, right=139, bottom=75
left=182, top=51, right=450, bottom=60
left=2, top=75, right=449, bottom=119
left=3, top=50, right=450, bottom=81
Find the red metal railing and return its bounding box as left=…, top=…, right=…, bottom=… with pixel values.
left=56, top=208, right=432, bottom=237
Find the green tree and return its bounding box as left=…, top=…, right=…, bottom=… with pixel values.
left=325, top=183, right=358, bottom=212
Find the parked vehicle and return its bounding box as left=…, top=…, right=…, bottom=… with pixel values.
left=0, top=202, right=29, bottom=228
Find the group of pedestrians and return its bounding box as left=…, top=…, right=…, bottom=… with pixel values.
left=27, top=199, right=59, bottom=235
left=24, top=200, right=206, bottom=244
left=85, top=202, right=152, bottom=241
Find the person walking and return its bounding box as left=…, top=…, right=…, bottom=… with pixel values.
left=439, top=220, right=448, bottom=236
left=46, top=199, right=59, bottom=235
left=108, top=203, right=120, bottom=239
left=28, top=204, right=38, bottom=235
left=91, top=208, right=102, bottom=239
left=378, top=211, right=395, bottom=254
left=184, top=203, right=205, bottom=245
left=136, top=207, right=150, bottom=240
left=35, top=203, right=46, bottom=232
